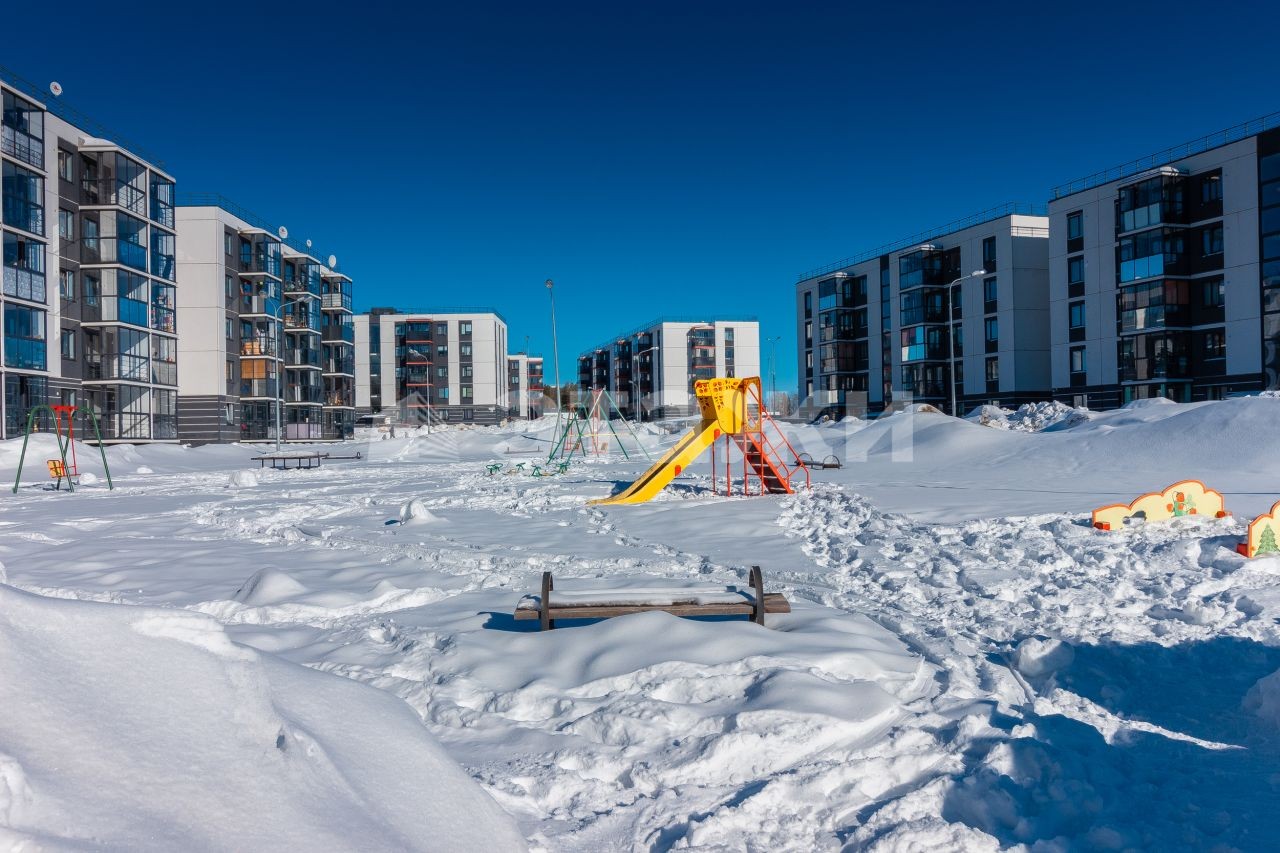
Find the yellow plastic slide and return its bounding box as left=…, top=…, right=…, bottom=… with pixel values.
left=589, top=421, right=722, bottom=505
left=589, top=377, right=752, bottom=506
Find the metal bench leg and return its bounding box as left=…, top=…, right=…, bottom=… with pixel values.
left=540, top=571, right=554, bottom=631
left=750, top=565, right=765, bottom=626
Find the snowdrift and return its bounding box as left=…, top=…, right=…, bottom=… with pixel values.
left=0, top=584, right=525, bottom=851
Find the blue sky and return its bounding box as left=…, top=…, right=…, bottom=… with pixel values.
left=5, top=0, right=1278, bottom=394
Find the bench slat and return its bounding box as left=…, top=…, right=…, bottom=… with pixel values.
left=514, top=593, right=791, bottom=620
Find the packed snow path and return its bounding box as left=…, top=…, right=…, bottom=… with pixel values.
left=3, top=399, right=1280, bottom=850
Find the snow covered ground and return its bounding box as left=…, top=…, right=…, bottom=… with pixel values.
left=2, top=397, right=1280, bottom=850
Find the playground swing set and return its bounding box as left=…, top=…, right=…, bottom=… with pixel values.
left=11, top=404, right=114, bottom=493
left=547, top=388, right=653, bottom=465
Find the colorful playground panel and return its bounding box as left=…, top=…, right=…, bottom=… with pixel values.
left=1091, top=479, right=1229, bottom=530
left=1237, top=500, right=1280, bottom=558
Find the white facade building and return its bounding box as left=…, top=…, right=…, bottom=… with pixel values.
left=794, top=206, right=1050, bottom=417
left=507, top=353, right=544, bottom=419
left=576, top=318, right=760, bottom=419
left=354, top=309, right=509, bottom=425
left=175, top=199, right=355, bottom=443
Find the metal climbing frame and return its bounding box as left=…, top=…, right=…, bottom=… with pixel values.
left=548, top=389, right=653, bottom=465
left=708, top=378, right=809, bottom=497
left=12, top=405, right=114, bottom=493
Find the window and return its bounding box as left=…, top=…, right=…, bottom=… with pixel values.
left=3, top=304, right=46, bottom=370
left=804, top=321, right=812, bottom=345
left=1068, top=256, right=1084, bottom=285
left=58, top=149, right=73, bottom=181
left=461, top=364, right=473, bottom=378
left=1, top=91, right=44, bottom=168
left=982, top=236, right=997, bottom=271
left=1070, top=346, right=1086, bottom=373
left=224, top=403, right=235, bottom=425
left=59, top=269, right=75, bottom=301
left=984, top=317, right=999, bottom=342
left=436, top=366, right=448, bottom=378
left=1202, top=175, right=1222, bottom=203
left=83, top=273, right=100, bottom=306
left=60, top=328, right=76, bottom=360
left=225, top=274, right=235, bottom=300
left=436, top=323, right=447, bottom=337
left=804, top=291, right=812, bottom=318
left=461, top=385, right=473, bottom=399
left=436, top=344, right=448, bottom=356
left=983, top=277, right=998, bottom=303
left=1067, top=211, right=1083, bottom=241
left=461, top=343, right=473, bottom=357
left=985, top=357, right=999, bottom=382
left=1202, top=224, right=1224, bottom=256
left=224, top=233, right=233, bottom=256
left=1203, top=330, right=1225, bottom=359
left=3, top=161, right=45, bottom=234
left=1201, top=277, right=1225, bottom=307
left=82, top=218, right=99, bottom=252
left=226, top=318, right=233, bottom=339
left=1069, top=301, right=1086, bottom=329
left=2, top=232, right=45, bottom=302
left=58, top=209, right=74, bottom=239
left=460, top=321, right=472, bottom=336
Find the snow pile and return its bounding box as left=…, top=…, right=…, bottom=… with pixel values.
left=0, top=583, right=525, bottom=850
left=399, top=498, right=442, bottom=525
left=1245, top=669, right=1280, bottom=727
left=78, top=472, right=99, bottom=485
left=227, top=470, right=258, bottom=488
left=135, top=466, right=154, bottom=474
left=1013, top=636, right=1075, bottom=678
left=970, top=400, right=1090, bottom=432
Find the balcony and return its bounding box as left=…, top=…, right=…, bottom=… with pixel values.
left=2, top=266, right=46, bottom=303
left=322, top=322, right=355, bottom=343
left=284, top=313, right=319, bottom=332
left=2, top=197, right=43, bottom=235
left=240, top=379, right=278, bottom=398
left=82, top=237, right=147, bottom=271
left=240, top=295, right=281, bottom=317
left=322, top=293, right=353, bottom=311
left=324, top=357, right=355, bottom=375
left=286, top=348, right=321, bottom=368
left=284, top=385, right=324, bottom=404
left=80, top=177, right=148, bottom=216
left=84, top=352, right=149, bottom=382
left=82, top=296, right=148, bottom=327
left=4, top=338, right=46, bottom=371
left=151, top=362, right=177, bottom=386
left=284, top=278, right=320, bottom=298
left=1, top=125, right=44, bottom=169
left=324, top=392, right=352, bottom=407
left=241, top=336, right=278, bottom=357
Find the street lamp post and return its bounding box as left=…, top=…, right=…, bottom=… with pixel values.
left=946, top=270, right=987, bottom=418
left=767, top=335, right=781, bottom=413
left=546, top=279, right=563, bottom=433
left=273, top=298, right=287, bottom=451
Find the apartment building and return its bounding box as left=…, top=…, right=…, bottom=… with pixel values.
left=354, top=309, right=509, bottom=425
left=794, top=206, right=1050, bottom=418
left=174, top=198, right=355, bottom=444
left=1048, top=116, right=1280, bottom=406
left=507, top=352, right=545, bottom=419
left=576, top=318, right=760, bottom=419
left=3, top=76, right=179, bottom=441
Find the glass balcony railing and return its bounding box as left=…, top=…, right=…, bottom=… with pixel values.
left=324, top=358, right=355, bottom=375
left=285, top=385, right=324, bottom=404
left=240, top=295, right=281, bottom=316
left=241, top=337, right=277, bottom=356
left=80, top=178, right=148, bottom=216
left=3, top=266, right=46, bottom=303
left=2, top=197, right=43, bottom=235
left=84, top=352, right=149, bottom=382
left=1, top=126, right=44, bottom=168
left=321, top=293, right=352, bottom=311
left=4, top=338, right=46, bottom=370
left=322, top=323, right=355, bottom=342
left=82, top=237, right=148, bottom=271
left=286, top=348, right=321, bottom=368
left=240, top=379, right=278, bottom=398
left=151, top=362, right=177, bottom=386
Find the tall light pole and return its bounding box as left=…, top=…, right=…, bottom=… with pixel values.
left=546, top=279, right=563, bottom=433
left=767, top=335, right=781, bottom=413
left=946, top=270, right=987, bottom=418
left=273, top=297, right=287, bottom=451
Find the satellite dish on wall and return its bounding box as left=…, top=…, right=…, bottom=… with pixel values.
left=49, top=82, right=63, bottom=97
left=277, top=226, right=289, bottom=240
left=328, top=255, right=337, bottom=269
left=305, top=239, right=312, bottom=249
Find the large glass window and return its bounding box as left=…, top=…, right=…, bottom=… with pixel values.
left=1069, top=301, right=1086, bottom=329
left=1118, top=280, right=1190, bottom=333
left=984, top=317, right=999, bottom=342
left=1201, top=224, right=1223, bottom=257
left=2, top=232, right=45, bottom=302
left=112, top=212, right=148, bottom=270
left=149, top=175, right=175, bottom=228
left=151, top=335, right=177, bottom=385
left=1118, top=176, right=1182, bottom=232
left=3, top=304, right=46, bottom=370
left=151, top=229, right=175, bottom=280
left=1, top=91, right=44, bottom=168
left=2, top=161, right=44, bottom=234
left=982, top=236, right=997, bottom=272
left=1070, top=346, right=1086, bottom=373
left=116, top=270, right=150, bottom=327
left=1119, top=230, right=1182, bottom=282
left=152, top=282, right=176, bottom=333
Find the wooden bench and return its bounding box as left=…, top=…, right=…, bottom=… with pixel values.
left=250, top=452, right=324, bottom=470
left=514, top=566, right=791, bottom=630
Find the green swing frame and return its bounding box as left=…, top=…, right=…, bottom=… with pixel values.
left=11, top=405, right=114, bottom=494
